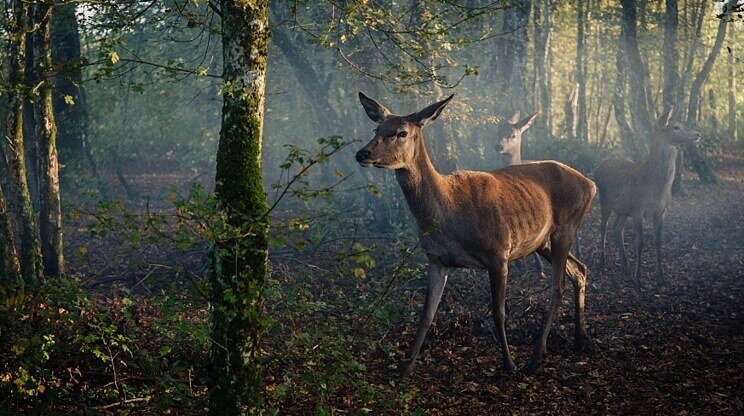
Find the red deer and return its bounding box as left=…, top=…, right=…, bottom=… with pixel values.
left=595, top=108, right=701, bottom=284
left=355, top=93, right=596, bottom=375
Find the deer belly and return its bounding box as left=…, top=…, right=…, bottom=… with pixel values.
left=421, top=235, right=485, bottom=269
left=508, top=222, right=551, bottom=260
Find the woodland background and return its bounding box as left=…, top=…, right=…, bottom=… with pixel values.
left=0, top=0, right=742, bottom=414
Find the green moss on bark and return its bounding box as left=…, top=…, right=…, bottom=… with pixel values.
left=209, top=1, right=270, bottom=414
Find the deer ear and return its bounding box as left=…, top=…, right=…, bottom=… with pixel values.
left=517, top=112, right=539, bottom=132
left=359, top=91, right=392, bottom=123
left=507, top=111, right=521, bottom=124
left=413, top=94, right=454, bottom=126
left=663, top=107, right=675, bottom=126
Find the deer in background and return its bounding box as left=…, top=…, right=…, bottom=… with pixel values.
left=496, top=111, right=547, bottom=278
left=355, top=92, right=596, bottom=375
left=595, top=108, right=701, bottom=284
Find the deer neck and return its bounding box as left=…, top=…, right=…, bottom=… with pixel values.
left=642, top=139, right=678, bottom=192
left=500, top=147, right=522, bottom=167
left=395, top=135, right=448, bottom=228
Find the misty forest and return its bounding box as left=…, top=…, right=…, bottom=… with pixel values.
left=1, top=0, right=743, bottom=414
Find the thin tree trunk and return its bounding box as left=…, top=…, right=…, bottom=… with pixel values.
left=533, top=0, right=551, bottom=137
left=34, top=1, right=64, bottom=278
left=685, top=0, right=736, bottom=185
left=728, top=22, right=737, bottom=143
left=210, top=0, right=270, bottom=413
left=6, top=0, right=43, bottom=284
left=576, top=0, right=589, bottom=141
left=51, top=2, right=87, bottom=164
left=613, top=37, right=639, bottom=159
left=0, top=182, right=22, bottom=301
left=619, top=0, right=654, bottom=147
left=679, top=0, right=707, bottom=114
left=663, top=0, right=680, bottom=111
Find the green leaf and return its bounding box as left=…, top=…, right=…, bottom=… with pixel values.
left=63, top=95, right=75, bottom=105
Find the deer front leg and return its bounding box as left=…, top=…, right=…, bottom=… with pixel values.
left=488, top=260, right=516, bottom=373
left=653, top=212, right=665, bottom=283
left=400, top=262, right=449, bottom=378
left=632, top=215, right=644, bottom=285
left=612, top=215, right=630, bottom=275
left=527, top=235, right=569, bottom=374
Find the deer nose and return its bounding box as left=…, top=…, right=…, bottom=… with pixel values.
left=356, top=149, right=371, bottom=163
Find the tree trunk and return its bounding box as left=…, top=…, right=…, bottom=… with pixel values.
left=34, top=1, right=64, bottom=278
left=495, top=0, right=531, bottom=115
left=210, top=0, right=270, bottom=414
left=533, top=0, right=552, bottom=137
left=663, top=0, right=680, bottom=111
left=613, top=37, right=640, bottom=159
left=619, top=0, right=654, bottom=147
left=0, top=182, right=22, bottom=302
left=6, top=0, right=43, bottom=284
left=51, top=2, right=88, bottom=164
left=728, top=22, right=737, bottom=143
left=684, top=0, right=736, bottom=185
left=576, top=0, right=589, bottom=141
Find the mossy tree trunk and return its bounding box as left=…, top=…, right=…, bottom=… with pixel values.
left=209, top=0, right=270, bottom=414
left=6, top=0, right=44, bottom=285
left=34, top=0, right=64, bottom=278
left=0, top=183, right=22, bottom=302
left=51, top=1, right=88, bottom=165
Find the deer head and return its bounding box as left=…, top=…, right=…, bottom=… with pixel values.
left=355, top=92, right=454, bottom=170
left=658, top=108, right=701, bottom=146
left=496, top=111, right=539, bottom=154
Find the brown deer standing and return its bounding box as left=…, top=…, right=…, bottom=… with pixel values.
left=595, top=108, right=701, bottom=284
left=355, top=92, right=596, bottom=375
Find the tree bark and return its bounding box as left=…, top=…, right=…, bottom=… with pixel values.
left=728, top=22, right=737, bottom=143
left=613, top=36, right=640, bottom=159
left=34, top=1, right=64, bottom=278
left=0, top=182, right=22, bottom=302
left=684, top=0, right=736, bottom=185
left=210, top=0, right=270, bottom=414
left=533, top=0, right=552, bottom=137
left=51, top=1, right=88, bottom=164
left=619, top=0, right=654, bottom=147
left=576, top=0, right=589, bottom=141
left=495, top=0, right=531, bottom=115
left=6, top=0, right=44, bottom=284
left=663, top=0, right=680, bottom=111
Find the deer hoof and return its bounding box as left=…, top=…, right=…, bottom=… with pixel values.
left=398, top=361, right=415, bottom=378
left=524, top=359, right=541, bottom=375
left=503, top=359, right=517, bottom=373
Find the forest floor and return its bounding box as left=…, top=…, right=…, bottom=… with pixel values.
left=5, top=155, right=742, bottom=415
left=261, top=154, right=744, bottom=415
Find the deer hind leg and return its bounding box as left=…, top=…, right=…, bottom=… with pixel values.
left=599, top=206, right=611, bottom=269
left=632, top=215, right=644, bottom=284
left=653, top=212, right=665, bottom=283
left=612, top=215, right=630, bottom=275
left=400, top=262, right=449, bottom=377
left=538, top=248, right=591, bottom=353
left=527, top=233, right=570, bottom=374
left=532, top=254, right=547, bottom=279
left=488, top=259, right=516, bottom=373
left=566, top=252, right=591, bottom=351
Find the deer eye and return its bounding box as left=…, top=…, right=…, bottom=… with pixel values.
left=397, top=131, right=408, bottom=138
left=673, top=125, right=680, bottom=131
